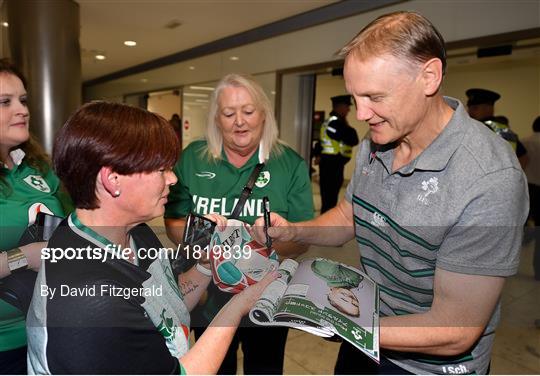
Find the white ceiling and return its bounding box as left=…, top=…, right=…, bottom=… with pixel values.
left=78, top=0, right=338, bottom=81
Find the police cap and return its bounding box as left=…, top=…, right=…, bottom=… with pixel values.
left=331, top=95, right=352, bottom=106
left=466, top=88, right=501, bottom=106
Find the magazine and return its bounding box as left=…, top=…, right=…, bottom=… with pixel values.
left=249, top=257, right=380, bottom=363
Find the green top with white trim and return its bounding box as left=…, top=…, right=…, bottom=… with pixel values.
left=165, top=140, right=314, bottom=319
left=165, top=140, right=314, bottom=225
left=0, top=149, right=66, bottom=352
left=27, top=212, right=189, bottom=374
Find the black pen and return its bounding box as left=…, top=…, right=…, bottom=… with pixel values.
left=262, top=196, right=272, bottom=249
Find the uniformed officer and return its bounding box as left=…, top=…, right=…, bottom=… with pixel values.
left=319, top=95, right=359, bottom=213
left=466, top=88, right=528, bottom=167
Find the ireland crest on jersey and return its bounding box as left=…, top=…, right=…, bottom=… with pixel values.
left=23, top=175, right=51, bottom=193
left=255, top=171, right=270, bottom=188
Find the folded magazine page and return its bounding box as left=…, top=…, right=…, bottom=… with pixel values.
left=250, top=257, right=380, bottom=363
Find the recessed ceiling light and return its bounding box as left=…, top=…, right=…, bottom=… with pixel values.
left=189, top=86, right=215, bottom=91
left=1, top=22, right=8, bottom=27
left=184, top=101, right=207, bottom=106
left=189, top=66, right=195, bottom=70
left=229, top=56, right=239, bottom=61
left=183, top=93, right=208, bottom=98
left=95, top=54, right=106, bottom=60
left=124, top=40, right=137, bottom=47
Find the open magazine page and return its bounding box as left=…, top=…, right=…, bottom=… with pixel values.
left=249, top=259, right=298, bottom=323
left=249, top=259, right=336, bottom=338
left=274, top=258, right=380, bottom=362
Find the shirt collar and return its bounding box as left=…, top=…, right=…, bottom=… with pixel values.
left=373, top=97, right=466, bottom=174
left=2, top=148, right=25, bottom=168
left=68, top=212, right=138, bottom=264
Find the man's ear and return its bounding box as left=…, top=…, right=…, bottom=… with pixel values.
left=421, top=58, right=444, bottom=96
left=99, top=166, right=121, bottom=198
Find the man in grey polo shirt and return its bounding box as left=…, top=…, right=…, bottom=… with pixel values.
left=253, top=11, right=528, bottom=375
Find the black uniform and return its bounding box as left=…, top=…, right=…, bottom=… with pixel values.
left=319, top=111, right=359, bottom=213
left=27, top=214, right=190, bottom=374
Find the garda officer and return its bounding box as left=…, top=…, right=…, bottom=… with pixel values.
left=466, top=88, right=528, bottom=166
left=319, top=95, right=359, bottom=213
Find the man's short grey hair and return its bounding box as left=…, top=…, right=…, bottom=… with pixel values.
left=340, top=11, right=447, bottom=75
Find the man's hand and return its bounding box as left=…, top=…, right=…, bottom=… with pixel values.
left=251, top=212, right=297, bottom=244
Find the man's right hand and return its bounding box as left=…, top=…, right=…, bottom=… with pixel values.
left=251, top=212, right=296, bottom=244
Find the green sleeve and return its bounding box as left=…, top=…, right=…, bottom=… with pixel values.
left=164, top=151, right=193, bottom=219
left=286, top=158, right=314, bottom=222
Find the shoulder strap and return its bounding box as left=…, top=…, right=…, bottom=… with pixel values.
left=230, top=163, right=265, bottom=219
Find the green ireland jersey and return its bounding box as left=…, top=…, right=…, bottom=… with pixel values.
left=165, top=140, right=314, bottom=225
left=1, top=150, right=66, bottom=352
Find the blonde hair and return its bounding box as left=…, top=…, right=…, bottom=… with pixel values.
left=206, top=73, right=280, bottom=161
left=339, top=11, right=446, bottom=75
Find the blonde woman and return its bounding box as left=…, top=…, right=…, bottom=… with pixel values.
left=165, top=74, right=314, bottom=374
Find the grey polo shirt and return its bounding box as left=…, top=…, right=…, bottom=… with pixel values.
left=345, top=97, right=528, bottom=374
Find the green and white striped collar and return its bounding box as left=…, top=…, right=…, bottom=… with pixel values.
left=68, top=212, right=139, bottom=265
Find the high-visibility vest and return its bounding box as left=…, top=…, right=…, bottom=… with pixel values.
left=484, top=120, right=518, bottom=150
left=320, top=116, right=354, bottom=158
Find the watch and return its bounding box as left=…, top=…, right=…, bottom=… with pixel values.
left=7, top=248, right=28, bottom=272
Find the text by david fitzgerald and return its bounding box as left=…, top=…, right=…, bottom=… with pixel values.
left=40, top=284, right=163, bottom=300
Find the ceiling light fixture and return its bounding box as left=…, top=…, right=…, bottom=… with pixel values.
left=95, top=54, right=106, bottom=60
left=124, top=40, right=137, bottom=47
left=229, top=56, right=239, bottom=61
left=183, top=93, right=208, bottom=98
left=189, top=86, right=215, bottom=91
left=189, top=66, right=195, bottom=70
left=1, top=22, right=8, bottom=27
left=184, top=101, right=207, bottom=106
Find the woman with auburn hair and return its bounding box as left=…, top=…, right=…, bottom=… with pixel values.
left=165, top=73, right=314, bottom=374
left=26, top=101, right=275, bottom=374
left=0, top=59, right=69, bottom=374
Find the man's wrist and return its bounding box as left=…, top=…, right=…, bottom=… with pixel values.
left=290, top=222, right=301, bottom=243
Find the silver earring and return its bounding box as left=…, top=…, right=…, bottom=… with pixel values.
left=114, top=190, right=121, bottom=197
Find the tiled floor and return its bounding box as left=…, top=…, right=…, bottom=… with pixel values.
left=152, top=181, right=540, bottom=374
